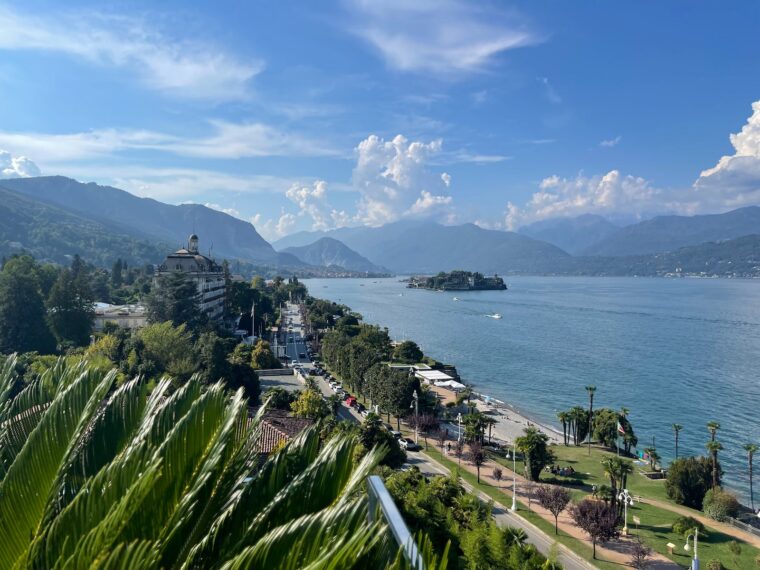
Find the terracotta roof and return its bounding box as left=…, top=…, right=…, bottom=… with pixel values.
left=255, top=409, right=314, bottom=454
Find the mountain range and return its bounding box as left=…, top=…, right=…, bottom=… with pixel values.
left=2, top=175, right=760, bottom=278
left=281, top=237, right=388, bottom=274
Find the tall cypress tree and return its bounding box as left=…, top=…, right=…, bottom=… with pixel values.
left=147, top=272, right=205, bottom=332
left=46, top=269, right=95, bottom=347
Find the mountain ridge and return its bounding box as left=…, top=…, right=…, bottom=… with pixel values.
left=280, top=237, right=388, bottom=273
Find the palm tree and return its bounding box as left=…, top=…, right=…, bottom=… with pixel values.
left=585, top=385, right=597, bottom=455
left=707, top=421, right=721, bottom=442
left=601, top=456, right=634, bottom=513
left=0, top=356, right=436, bottom=569
left=672, top=424, right=683, bottom=459
left=620, top=407, right=630, bottom=419
left=706, top=440, right=724, bottom=489
left=557, top=411, right=569, bottom=446
left=744, top=443, right=759, bottom=511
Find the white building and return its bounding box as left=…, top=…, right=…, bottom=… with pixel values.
left=156, top=234, right=226, bottom=321
left=93, top=303, right=148, bottom=331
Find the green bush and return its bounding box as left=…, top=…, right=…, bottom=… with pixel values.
left=671, top=515, right=706, bottom=538
left=706, top=560, right=725, bottom=570
left=703, top=488, right=740, bottom=522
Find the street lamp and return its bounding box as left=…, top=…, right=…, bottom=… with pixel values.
left=457, top=412, right=463, bottom=442
left=411, top=390, right=419, bottom=444
left=617, top=488, right=634, bottom=535
left=506, top=443, right=517, bottom=511
left=684, top=528, right=700, bottom=570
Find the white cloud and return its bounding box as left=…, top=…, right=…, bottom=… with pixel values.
left=693, top=100, right=760, bottom=211
left=258, top=212, right=297, bottom=241
left=204, top=202, right=241, bottom=218
left=0, top=150, right=40, bottom=178
left=505, top=170, right=666, bottom=230
left=441, top=172, right=452, bottom=187
left=0, top=6, right=260, bottom=101
left=600, top=136, right=622, bottom=148
left=345, top=0, right=539, bottom=74
left=353, top=134, right=453, bottom=225
left=0, top=121, right=336, bottom=165
left=451, top=150, right=510, bottom=163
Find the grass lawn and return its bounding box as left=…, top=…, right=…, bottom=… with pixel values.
left=465, top=446, right=760, bottom=569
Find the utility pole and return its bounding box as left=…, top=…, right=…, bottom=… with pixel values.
left=411, top=390, right=419, bottom=444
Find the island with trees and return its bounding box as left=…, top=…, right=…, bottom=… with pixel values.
left=406, top=270, right=507, bottom=291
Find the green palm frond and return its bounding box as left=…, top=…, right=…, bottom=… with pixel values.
left=0, top=357, right=429, bottom=570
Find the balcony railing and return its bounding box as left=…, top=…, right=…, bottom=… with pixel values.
left=367, top=475, right=424, bottom=569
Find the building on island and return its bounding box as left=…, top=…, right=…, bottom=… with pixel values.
left=156, top=234, right=226, bottom=321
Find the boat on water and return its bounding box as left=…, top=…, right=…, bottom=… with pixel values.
left=398, top=293, right=404, bottom=297
left=486, top=313, right=502, bottom=319
left=452, top=297, right=460, bottom=301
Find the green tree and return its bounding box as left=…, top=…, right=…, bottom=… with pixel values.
left=393, top=340, right=423, bottom=363
left=111, top=258, right=123, bottom=288
left=703, top=488, right=740, bottom=522
left=706, top=440, right=723, bottom=489
left=291, top=389, right=330, bottom=420
left=516, top=427, right=554, bottom=482
left=0, top=260, right=55, bottom=354
left=195, top=332, right=232, bottom=383
left=744, top=443, right=758, bottom=511
left=250, top=339, right=281, bottom=369
left=137, top=321, right=197, bottom=380
left=665, top=456, right=716, bottom=509
left=358, top=413, right=406, bottom=468
left=585, top=385, right=596, bottom=455
left=147, top=272, right=205, bottom=331
left=262, top=387, right=297, bottom=410
left=46, top=268, right=94, bottom=347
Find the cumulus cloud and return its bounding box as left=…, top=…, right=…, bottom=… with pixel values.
left=0, top=150, right=40, bottom=178
left=353, top=134, right=453, bottom=225
left=692, top=100, right=760, bottom=211
left=0, top=6, right=260, bottom=101
left=505, top=170, right=666, bottom=230
left=258, top=212, right=297, bottom=241
left=204, top=202, right=241, bottom=218
left=441, top=172, right=452, bottom=187
left=600, top=136, right=622, bottom=148
left=345, top=0, right=539, bottom=74
left=285, top=180, right=352, bottom=231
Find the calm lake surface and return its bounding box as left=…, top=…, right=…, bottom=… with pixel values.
left=305, top=276, right=760, bottom=501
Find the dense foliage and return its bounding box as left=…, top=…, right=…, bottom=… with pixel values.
left=702, top=488, right=741, bottom=522
left=516, top=427, right=555, bottom=482
left=0, top=355, right=457, bottom=569
left=665, top=456, right=719, bottom=509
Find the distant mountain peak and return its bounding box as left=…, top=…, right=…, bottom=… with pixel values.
left=281, top=237, right=388, bottom=273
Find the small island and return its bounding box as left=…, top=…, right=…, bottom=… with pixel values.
left=406, top=270, right=507, bottom=291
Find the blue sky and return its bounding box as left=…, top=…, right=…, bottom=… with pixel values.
left=0, top=1, right=758, bottom=239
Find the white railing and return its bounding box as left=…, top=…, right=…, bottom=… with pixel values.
left=367, top=475, right=424, bottom=569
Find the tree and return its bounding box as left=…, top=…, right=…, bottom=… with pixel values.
left=665, top=456, right=715, bottom=509
left=111, top=258, right=123, bottom=288
left=706, top=440, right=723, bottom=489
left=492, top=466, right=503, bottom=487
left=630, top=539, right=652, bottom=569
left=290, top=389, right=330, bottom=420
left=0, top=261, right=55, bottom=354
left=250, top=339, right=280, bottom=369
left=744, top=443, right=758, bottom=511
left=601, top=456, right=633, bottom=512
left=703, top=488, right=740, bottom=522
left=46, top=268, right=94, bottom=347
left=358, top=413, right=406, bottom=468
left=557, top=411, right=569, bottom=446
left=570, top=499, right=619, bottom=559
left=138, top=321, right=196, bottom=380
left=707, top=421, right=721, bottom=442
left=465, top=440, right=486, bottom=483
left=263, top=387, right=297, bottom=410
left=535, top=485, right=571, bottom=535
left=195, top=332, right=231, bottom=383
left=393, top=340, right=423, bottom=363
left=592, top=408, right=628, bottom=450
left=673, top=424, right=683, bottom=459
left=516, top=427, right=554, bottom=482
left=147, top=272, right=205, bottom=331
left=585, top=385, right=596, bottom=455
left=0, top=359, right=406, bottom=569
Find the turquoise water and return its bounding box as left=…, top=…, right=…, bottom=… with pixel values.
left=305, top=276, right=760, bottom=502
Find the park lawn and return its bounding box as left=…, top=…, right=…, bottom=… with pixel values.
left=465, top=446, right=760, bottom=569
left=422, top=446, right=620, bottom=570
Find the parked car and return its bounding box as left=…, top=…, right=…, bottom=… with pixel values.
left=399, top=438, right=420, bottom=451
left=360, top=409, right=370, bottom=418
left=389, top=431, right=402, bottom=440
left=345, top=396, right=357, bottom=407
left=356, top=403, right=365, bottom=413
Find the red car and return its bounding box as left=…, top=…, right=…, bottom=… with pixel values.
left=345, top=396, right=357, bottom=407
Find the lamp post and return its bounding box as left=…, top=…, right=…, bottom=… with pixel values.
left=411, top=390, right=419, bottom=444
left=617, top=488, right=634, bottom=535
left=684, top=528, right=700, bottom=570
left=457, top=412, right=463, bottom=442
left=506, top=443, right=517, bottom=511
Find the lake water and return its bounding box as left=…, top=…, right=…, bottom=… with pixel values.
left=304, top=276, right=760, bottom=502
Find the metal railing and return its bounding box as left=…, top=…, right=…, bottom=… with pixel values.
left=367, top=475, right=424, bottom=569
left=728, top=516, right=760, bottom=537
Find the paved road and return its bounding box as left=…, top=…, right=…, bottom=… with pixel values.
left=405, top=452, right=596, bottom=570
left=282, top=303, right=312, bottom=366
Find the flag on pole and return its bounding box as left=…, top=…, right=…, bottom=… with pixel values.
left=617, top=421, right=626, bottom=435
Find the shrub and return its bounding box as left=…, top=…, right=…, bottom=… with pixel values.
left=706, top=560, right=725, bottom=570
left=703, top=488, right=740, bottom=522
left=671, top=515, right=706, bottom=538
left=665, top=456, right=715, bottom=509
